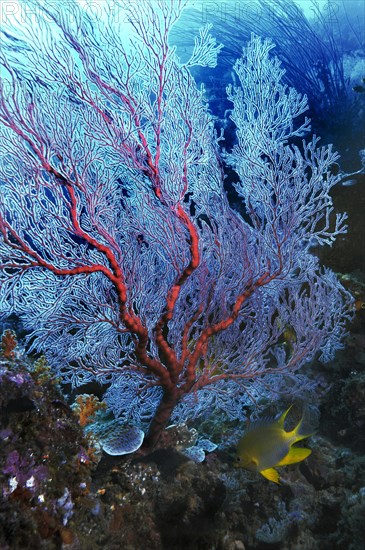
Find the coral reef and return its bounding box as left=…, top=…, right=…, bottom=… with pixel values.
left=0, top=340, right=98, bottom=548
left=0, top=1, right=363, bottom=548
left=0, top=0, right=352, bottom=448
left=1, top=324, right=364, bottom=549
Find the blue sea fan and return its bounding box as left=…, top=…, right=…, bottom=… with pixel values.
left=103, top=371, right=163, bottom=426
left=0, top=1, right=354, bottom=444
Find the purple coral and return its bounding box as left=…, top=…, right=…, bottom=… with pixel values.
left=2, top=450, right=48, bottom=494
left=0, top=2, right=353, bottom=447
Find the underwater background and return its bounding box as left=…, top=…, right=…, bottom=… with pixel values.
left=0, top=0, right=365, bottom=548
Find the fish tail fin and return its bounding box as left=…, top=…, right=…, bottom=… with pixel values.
left=277, top=406, right=314, bottom=442
left=276, top=405, right=293, bottom=429
left=289, top=415, right=313, bottom=443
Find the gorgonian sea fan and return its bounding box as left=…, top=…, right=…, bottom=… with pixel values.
left=0, top=0, right=352, bottom=447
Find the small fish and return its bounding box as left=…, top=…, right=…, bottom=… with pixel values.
left=352, top=85, right=365, bottom=93
left=234, top=406, right=312, bottom=483
left=282, top=325, right=297, bottom=345
left=354, top=299, right=365, bottom=312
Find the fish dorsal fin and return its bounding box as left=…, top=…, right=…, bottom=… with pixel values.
left=277, top=447, right=312, bottom=466
left=244, top=415, right=277, bottom=434
left=260, top=468, right=280, bottom=484
left=276, top=405, right=293, bottom=429
left=244, top=406, right=293, bottom=434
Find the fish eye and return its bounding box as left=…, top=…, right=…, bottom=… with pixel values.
left=235, top=456, right=241, bottom=462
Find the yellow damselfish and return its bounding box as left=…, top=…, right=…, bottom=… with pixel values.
left=234, top=406, right=312, bottom=483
